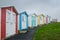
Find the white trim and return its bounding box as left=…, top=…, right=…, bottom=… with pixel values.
left=0, top=8, right=1, bottom=40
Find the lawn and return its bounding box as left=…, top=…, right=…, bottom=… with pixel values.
left=34, top=22, right=60, bottom=40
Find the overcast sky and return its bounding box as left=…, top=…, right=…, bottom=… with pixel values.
left=0, top=0, right=60, bottom=22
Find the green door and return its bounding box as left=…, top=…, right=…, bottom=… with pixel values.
left=31, top=16, right=36, bottom=27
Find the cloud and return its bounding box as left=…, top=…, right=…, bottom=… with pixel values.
left=0, top=0, right=60, bottom=21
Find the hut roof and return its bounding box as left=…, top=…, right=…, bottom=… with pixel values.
left=29, top=13, right=38, bottom=17
left=40, top=14, right=45, bottom=17
left=1, top=6, right=18, bottom=15
left=37, top=14, right=45, bottom=17
left=19, top=11, right=28, bottom=16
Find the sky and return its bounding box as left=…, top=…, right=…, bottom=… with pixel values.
left=0, top=0, right=60, bottom=22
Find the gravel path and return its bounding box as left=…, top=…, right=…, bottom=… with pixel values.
left=5, top=27, right=38, bottom=40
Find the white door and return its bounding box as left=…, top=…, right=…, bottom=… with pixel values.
left=11, top=12, right=16, bottom=35
left=22, top=15, right=26, bottom=29
left=6, top=10, right=11, bottom=37
left=6, top=10, right=16, bottom=37
left=6, top=23, right=12, bottom=37
left=0, top=8, right=1, bottom=40
left=40, top=16, right=43, bottom=24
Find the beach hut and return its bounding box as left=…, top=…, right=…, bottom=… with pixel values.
left=46, top=15, right=49, bottom=24
left=18, top=11, right=28, bottom=33
left=48, top=16, right=51, bottom=23
left=44, top=16, right=47, bottom=24
left=46, top=15, right=51, bottom=24
left=37, top=15, right=40, bottom=26
left=37, top=14, right=45, bottom=25
left=0, top=6, right=18, bottom=40
left=28, top=13, right=38, bottom=28
left=39, top=14, right=45, bottom=25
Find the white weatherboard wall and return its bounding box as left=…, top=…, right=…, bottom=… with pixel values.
left=0, top=8, right=1, bottom=40
left=21, top=14, right=26, bottom=29
left=11, top=10, right=16, bottom=35
left=6, top=9, right=16, bottom=37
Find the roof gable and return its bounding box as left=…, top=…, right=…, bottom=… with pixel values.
left=1, top=6, right=18, bottom=15
left=38, top=14, right=45, bottom=17
left=19, top=11, right=28, bottom=16
left=40, top=14, right=45, bottom=17
left=30, top=13, right=38, bottom=17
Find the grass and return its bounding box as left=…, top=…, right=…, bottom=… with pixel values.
left=34, top=22, right=60, bottom=40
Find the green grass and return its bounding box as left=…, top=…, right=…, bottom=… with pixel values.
left=34, top=22, right=60, bottom=40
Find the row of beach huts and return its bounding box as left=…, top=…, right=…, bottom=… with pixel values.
left=0, top=6, right=51, bottom=40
